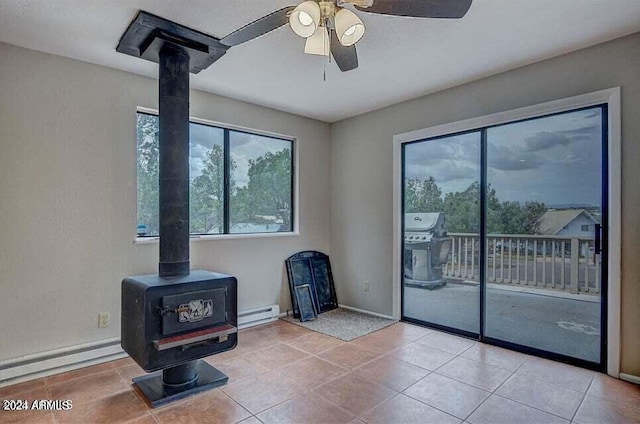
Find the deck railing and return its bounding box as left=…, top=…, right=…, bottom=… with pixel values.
left=443, top=233, right=600, bottom=294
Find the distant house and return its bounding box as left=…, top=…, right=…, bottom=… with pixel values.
left=537, top=209, right=599, bottom=237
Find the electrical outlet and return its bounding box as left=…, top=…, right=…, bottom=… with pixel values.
left=98, top=312, right=110, bottom=328
left=364, top=280, right=370, bottom=292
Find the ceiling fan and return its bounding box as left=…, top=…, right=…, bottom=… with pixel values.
left=219, top=0, right=473, bottom=72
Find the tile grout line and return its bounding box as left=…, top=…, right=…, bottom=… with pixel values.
left=306, top=389, right=361, bottom=422
left=456, top=345, right=517, bottom=422
left=397, top=339, right=502, bottom=423
left=223, top=368, right=319, bottom=418
left=147, top=411, right=161, bottom=423
left=490, top=392, right=577, bottom=422
left=398, top=369, right=435, bottom=394
left=569, top=374, right=594, bottom=423
left=453, top=348, right=529, bottom=374
left=356, top=391, right=401, bottom=422
left=461, top=358, right=520, bottom=422
left=430, top=367, right=504, bottom=392
left=401, top=384, right=482, bottom=423
left=513, top=361, right=597, bottom=394
left=217, top=389, right=255, bottom=422
left=459, top=354, right=590, bottom=423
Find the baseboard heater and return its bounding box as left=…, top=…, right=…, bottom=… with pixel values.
left=237, top=304, right=280, bottom=329
left=0, top=337, right=126, bottom=388
left=0, top=304, right=281, bottom=387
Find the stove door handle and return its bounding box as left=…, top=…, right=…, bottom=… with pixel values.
left=157, top=305, right=189, bottom=316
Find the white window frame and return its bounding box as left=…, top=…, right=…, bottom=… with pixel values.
left=134, top=107, right=300, bottom=243
left=392, top=87, right=621, bottom=376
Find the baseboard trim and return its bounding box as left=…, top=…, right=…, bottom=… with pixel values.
left=0, top=338, right=126, bottom=388
left=620, top=373, right=640, bottom=385
left=338, top=304, right=395, bottom=320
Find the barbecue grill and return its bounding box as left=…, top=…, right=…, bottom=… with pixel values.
left=404, top=212, right=452, bottom=289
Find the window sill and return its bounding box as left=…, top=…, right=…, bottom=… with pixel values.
left=134, top=231, right=300, bottom=244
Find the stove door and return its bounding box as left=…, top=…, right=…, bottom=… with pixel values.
left=161, top=288, right=227, bottom=336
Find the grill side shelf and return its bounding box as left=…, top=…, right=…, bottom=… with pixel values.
left=153, top=324, right=237, bottom=351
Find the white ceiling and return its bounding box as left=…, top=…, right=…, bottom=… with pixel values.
left=1, top=0, right=640, bottom=123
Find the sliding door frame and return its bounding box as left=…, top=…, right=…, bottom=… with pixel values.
left=392, top=87, right=621, bottom=376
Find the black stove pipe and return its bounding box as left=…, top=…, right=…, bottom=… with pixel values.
left=158, top=44, right=190, bottom=277
left=158, top=43, right=197, bottom=389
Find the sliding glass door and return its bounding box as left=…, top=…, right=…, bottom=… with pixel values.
left=401, top=105, right=607, bottom=369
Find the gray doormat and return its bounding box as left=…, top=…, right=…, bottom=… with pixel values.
left=282, top=308, right=397, bottom=341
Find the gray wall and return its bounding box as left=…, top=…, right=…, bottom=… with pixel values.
left=0, top=43, right=331, bottom=361
left=331, top=33, right=640, bottom=375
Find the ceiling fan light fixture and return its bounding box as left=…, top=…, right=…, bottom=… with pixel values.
left=304, top=26, right=330, bottom=56
left=289, top=1, right=321, bottom=38
left=334, top=8, right=365, bottom=46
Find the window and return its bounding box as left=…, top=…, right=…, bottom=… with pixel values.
left=136, top=112, right=294, bottom=237
left=581, top=224, right=591, bottom=231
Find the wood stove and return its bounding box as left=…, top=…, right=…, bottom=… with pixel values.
left=121, top=271, right=237, bottom=407
left=117, top=11, right=237, bottom=407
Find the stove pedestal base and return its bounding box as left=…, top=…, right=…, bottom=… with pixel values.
left=133, top=360, right=228, bottom=408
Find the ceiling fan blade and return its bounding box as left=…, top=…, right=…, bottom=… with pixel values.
left=220, top=6, right=296, bottom=47
left=331, top=30, right=358, bottom=72
left=354, top=0, right=472, bottom=19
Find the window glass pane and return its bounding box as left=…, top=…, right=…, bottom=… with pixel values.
left=402, top=131, right=481, bottom=334
left=229, top=131, right=293, bottom=233
left=189, top=122, right=224, bottom=234
left=136, top=113, right=159, bottom=236
left=485, top=106, right=603, bottom=363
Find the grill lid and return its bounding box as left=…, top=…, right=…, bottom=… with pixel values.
left=405, top=212, right=446, bottom=233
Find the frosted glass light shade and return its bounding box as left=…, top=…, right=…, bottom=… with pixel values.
left=334, top=8, right=365, bottom=46
left=304, top=26, right=330, bottom=56
left=290, top=1, right=321, bottom=38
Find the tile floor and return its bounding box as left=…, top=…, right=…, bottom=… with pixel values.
left=1, top=320, right=639, bottom=424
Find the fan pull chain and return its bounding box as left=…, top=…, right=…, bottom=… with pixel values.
left=323, top=27, right=331, bottom=82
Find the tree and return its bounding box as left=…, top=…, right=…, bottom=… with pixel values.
left=405, top=177, right=443, bottom=213
left=189, top=144, right=229, bottom=234
left=235, top=149, right=292, bottom=231
left=496, top=201, right=525, bottom=234
left=442, top=181, right=480, bottom=233
left=485, top=184, right=502, bottom=234
left=523, top=201, right=547, bottom=234
left=136, top=114, right=159, bottom=235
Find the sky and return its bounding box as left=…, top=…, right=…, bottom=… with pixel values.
left=188, top=122, right=290, bottom=188
left=404, top=107, right=603, bottom=207
left=188, top=121, right=223, bottom=180
left=229, top=131, right=290, bottom=188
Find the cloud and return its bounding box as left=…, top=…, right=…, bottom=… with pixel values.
left=405, top=133, right=480, bottom=166
left=524, top=131, right=572, bottom=151
left=436, top=162, right=478, bottom=182
left=229, top=133, right=291, bottom=187
left=406, top=160, right=478, bottom=186
left=405, top=141, right=451, bottom=163
left=189, top=143, right=211, bottom=178
left=189, top=122, right=223, bottom=149
left=487, top=143, right=542, bottom=171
